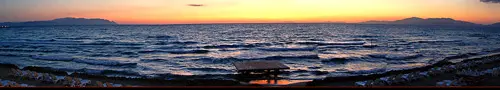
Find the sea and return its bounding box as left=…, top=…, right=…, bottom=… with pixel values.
left=0, top=23, right=499, bottom=80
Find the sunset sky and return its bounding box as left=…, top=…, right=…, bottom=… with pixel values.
left=1, top=0, right=500, bottom=24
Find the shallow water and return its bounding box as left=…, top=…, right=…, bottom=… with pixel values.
left=0, top=24, right=499, bottom=80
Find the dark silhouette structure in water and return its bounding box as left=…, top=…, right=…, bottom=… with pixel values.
left=233, top=61, right=290, bottom=75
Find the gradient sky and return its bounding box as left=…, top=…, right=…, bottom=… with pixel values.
left=1, top=0, right=500, bottom=24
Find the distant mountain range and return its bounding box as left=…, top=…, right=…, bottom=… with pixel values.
left=360, top=17, right=480, bottom=26
left=490, top=22, right=500, bottom=27
left=0, top=17, right=499, bottom=27
left=0, top=17, right=117, bottom=26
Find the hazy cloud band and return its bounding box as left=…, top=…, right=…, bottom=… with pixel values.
left=188, top=4, right=204, bottom=7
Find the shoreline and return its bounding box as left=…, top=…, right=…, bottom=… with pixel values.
left=1, top=52, right=500, bottom=87
left=308, top=52, right=500, bottom=86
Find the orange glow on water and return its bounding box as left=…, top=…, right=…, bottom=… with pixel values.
left=249, top=80, right=312, bottom=85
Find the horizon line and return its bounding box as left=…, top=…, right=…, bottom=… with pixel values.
left=0, top=22, right=494, bottom=26
left=1, top=17, right=498, bottom=25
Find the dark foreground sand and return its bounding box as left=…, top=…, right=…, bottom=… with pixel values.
left=1, top=53, right=500, bottom=87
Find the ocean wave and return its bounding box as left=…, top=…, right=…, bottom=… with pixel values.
left=155, top=45, right=198, bottom=49
left=70, top=68, right=142, bottom=76
left=257, top=47, right=316, bottom=51
left=348, top=68, right=387, bottom=74
left=80, top=41, right=113, bottom=45
left=76, top=68, right=105, bottom=75
left=153, top=41, right=198, bottom=45
left=80, top=41, right=144, bottom=45
left=321, top=57, right=364, bottom=64
left=237, top=51, right=320, bottom=60
left=415, top=39, right=461, bottom=43
left=296, top=41, right=366, bottom=45
left=198, top=54, right=319, bottom=63
left=362, top=44, right=378, bottom=48
left=3, top=39, right=33, bottom=41
left=0, top=40, right=83, bottom=45
left=112, top=42, right=144, bottom=45
left=443, top=53, right=479, bottom=60
left=202, top=44, right=257, bottom=49
left=355, top=35, right=380, bottom=38
left=170, top=41, right=199, bottom=44
left=319, top=45, right=361, bottom=48
left=147, top=35, right=174, bottom=40
left=0, top=48, right=61, bottom=52
left=467, top=34, right=490, bottom=38
left=31, top=55, right=74, bottom=61
left=99, top=70, right=141, bottom=76
left=368, top=53, right=422, bottom=60
left=151, top=42, right=169, bottom=45
left=56, top=37, right=93, bottom=40
left=137, top=50, right=168, bottom=53
left=259, top=54, right=320, bottom=60
left=140, top=58, right=169, bottom=62
left=187, top=68, right=234, bottom=72
left=0, top=53, right=33, bottom=57
left=88, top=53, right=115, bottom=57
left=165, top=49, right=210, bottom=54
left=219, top=38, right=243, bottom=41
left=73, top=58, right=137, bottom=66
left=118, top=51, right=138, bottom=55
left=319, top=51, right=338, bottom=54
left=490, top=48, right=500, bottom=53
left=138, top=49, right=210, bottom=54
left=321, top=59, right=350, bottom=64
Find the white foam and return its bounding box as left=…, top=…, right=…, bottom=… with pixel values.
left=296, top=41, right=323, bottom=44
left=355, top=81, right=368, bottom=86
left=320, top=51, right=339, bottom=54
left=55, top=76, right=65, bottom=80
left=66, top=72, right=74, bottom=75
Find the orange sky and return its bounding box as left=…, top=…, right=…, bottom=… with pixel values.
left=1, top=0, right=500, bottom=24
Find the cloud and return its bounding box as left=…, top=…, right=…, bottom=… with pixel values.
left=187, top=4, right=204, bottom=7
left=480, top=0, right=500, bottom=3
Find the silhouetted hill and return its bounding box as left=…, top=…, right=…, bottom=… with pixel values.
left=490, top=22, right=500, bottom=27
left=0, top=17, right=117, bottom=26
left=360, top=17, right=479, bottom=26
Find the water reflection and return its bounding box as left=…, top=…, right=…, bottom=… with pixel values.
left=249, top=79, right=312, bottom=86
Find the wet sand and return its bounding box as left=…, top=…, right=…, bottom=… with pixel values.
left=1, top=53, right=500, bottom=87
